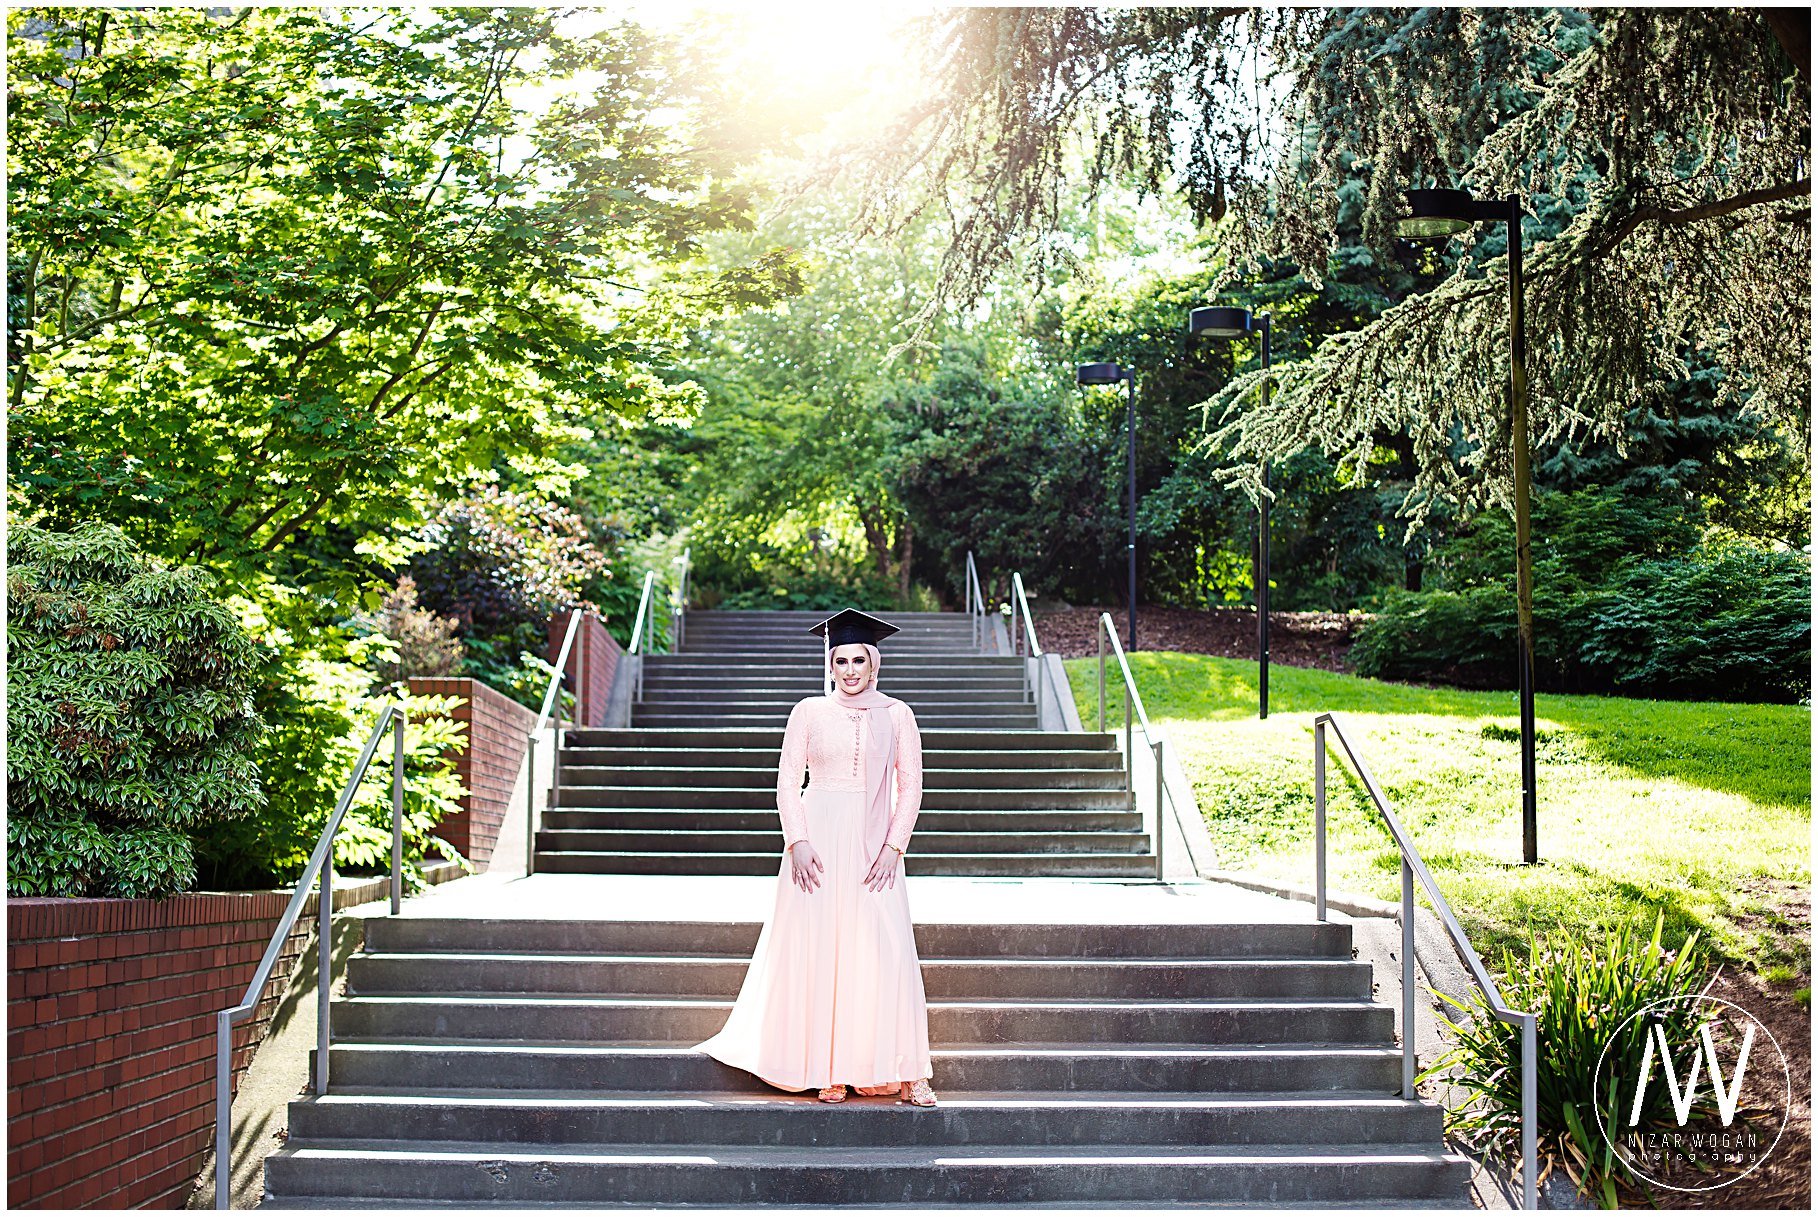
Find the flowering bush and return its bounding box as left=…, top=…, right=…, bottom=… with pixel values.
left=406, top=488, right=609, bottom=705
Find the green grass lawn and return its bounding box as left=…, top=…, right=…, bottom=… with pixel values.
left=1061, top=653, right=1811, bottom=976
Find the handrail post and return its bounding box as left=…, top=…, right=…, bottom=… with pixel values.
left=214, top=1011, right=231, bottom=1205
left=525, top=733, right=538, bottom=877
left=551, top=674, right=564, bottom=812
left=1152, top=737, right=1165, bottom=880
left=390, top=709, right=404, bottom=916
left=1097, top=620, right=1106, bottom=732
left=1521, top=1014, right=1537, bottom=1209
left=1401, top=855, right=1417, bottom=1098
left=1314, top=719, right=1327, bottom=922
left=1124, top=687, right=1133, bottom=790
left=315, top=841, right=332, bottom=1096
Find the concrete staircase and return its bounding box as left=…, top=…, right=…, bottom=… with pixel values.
left=266, top=911, right=1473, bottom=1207
left=261, top=609, right=1472, bottom=1207
left=536, top=609, right=1157, bottom=878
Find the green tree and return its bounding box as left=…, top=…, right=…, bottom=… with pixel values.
left=7, top=7, right=793, bottom=600
left=860, top=7, right=1809, bottom=480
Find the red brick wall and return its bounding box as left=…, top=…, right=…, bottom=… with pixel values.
left=547, top=610, right=619, bottom=727
left=6, top=893, right=311, bottom=1209
left=407, top=677, right=533, bottom=869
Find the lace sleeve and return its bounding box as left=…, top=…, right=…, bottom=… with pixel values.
left=885, top=702, right=922, bottom=855
left=777, top=699, right=811, bottom=850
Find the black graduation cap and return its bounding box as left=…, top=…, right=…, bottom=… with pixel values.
left=808, top=607, right=902, bottom=647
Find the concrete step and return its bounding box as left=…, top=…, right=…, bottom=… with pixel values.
left=347, top=953, right=1373, bottom=1001
left=539, top=809, right=1145, bottom=833
left=641, top=674, right=1023, bottom=689
left=647, top=656, right=1013, bottom=669
left=629, top=711, right=1040, bottom=728
left=288, top=1088, right=1442, bottom=1145
left=556, top=748, right=1125, bottom=771
left=637, top=687, right=1026, bottom=705
left=636, top=705, right=1039, bottom=727
left=562, top=729, right=1115, bottom=751
left=264, top=1138, right=1472, bottom=1205
left=629, top=697, right=1028, bottom=712
left=362, top=919, right=1357, bottom=961
left=313, top=1043, right=1404, bottom=1096
left=551, top=766, right=1130, bottom=791
left=329, top=995, right=1394, bottom=1044
left=543, top=787, right=1134, bottom=810
left=530, top=852, right=1158, bottom=877
left=534, top=830, right=1153, bottom=857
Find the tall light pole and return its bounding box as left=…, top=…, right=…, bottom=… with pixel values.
left=1396, top=185, right=1538, bottom=865
left=1188, top=306, right=1273, bottom=719
left=1077, top=361, right=1138, bottom=651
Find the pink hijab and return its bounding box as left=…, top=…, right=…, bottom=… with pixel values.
left=824, top=641, right=901, bottom=863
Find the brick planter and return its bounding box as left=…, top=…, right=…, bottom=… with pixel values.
left=6, top=894, right=309, bottom=1208
left=547, top=609, right=619, bottom=727
left=406, top=677, right=534, bottom=870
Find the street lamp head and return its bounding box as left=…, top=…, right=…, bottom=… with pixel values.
left=1188, top=305, right=1256, bottom=339
left=1396, top=187, right=1479, bottom=240
left=1075, top=361, right=1128, bottom=386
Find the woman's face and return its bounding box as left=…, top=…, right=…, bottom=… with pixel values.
left=830, top=643, right=872, bottom=692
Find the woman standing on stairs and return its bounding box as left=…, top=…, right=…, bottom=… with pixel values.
left=692, top=607, right=938, bottom=1107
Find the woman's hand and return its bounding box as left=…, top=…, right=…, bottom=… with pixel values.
left=789, top=841, right=824, bottom=892
left=863, top=844, right=902, bottom=892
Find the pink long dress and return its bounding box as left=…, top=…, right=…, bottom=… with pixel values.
left=692, top=694, right=933, bottom=1092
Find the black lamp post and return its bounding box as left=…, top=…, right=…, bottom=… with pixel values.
left=1188, top=306, right=1273, bottom=720
left=1396, top=185, right=1538, bottom=865
left=1076, top=361, right=1138, bottom=652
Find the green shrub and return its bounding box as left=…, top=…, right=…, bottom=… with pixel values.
left=1579, top=546, right=1810, bottom=702
left=1350, top=489, right=1810, bottom=701
left=198, top=602, right=470, bottom=891
left=1420, top=911, right=1717, bottom=1207
left=1345, top=586, right=1517, bottom=685
left=715, top=563, right=906, bottom=612
left=6, top=522, right=264, bottom=898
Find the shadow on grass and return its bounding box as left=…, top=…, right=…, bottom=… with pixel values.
left=1081, top=652, right=1809, bottom=813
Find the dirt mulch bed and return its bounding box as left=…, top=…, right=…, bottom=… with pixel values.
left=1645, top=883, right=1812, bottom=1211
left=1030, top=603, right=1364, bottom=673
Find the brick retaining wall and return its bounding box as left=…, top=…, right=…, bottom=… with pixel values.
left=406, top=677, right=534, bottom=870
left=6, top=893, right=308, bottom=1208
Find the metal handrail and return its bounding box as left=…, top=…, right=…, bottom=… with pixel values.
left=1095, top=611, right=1190, bottom=882
left=1008, top=571, right=1048, bottom=712
left=672, top=549, right=692, bottom=652
left=1314, top=712, right=1537, bottom=1210
left=525, top=608, right=584, bottom=876
left=215, top=704, right=406, bottom=1208
left=963, top=550, right=987, bottom=653
left=626, top=547, right=693, bottom=698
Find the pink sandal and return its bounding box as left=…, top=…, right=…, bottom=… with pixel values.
left=898, top=1078, right=937, bottom=1106
left=816, top=1084, right=847, bottom=1103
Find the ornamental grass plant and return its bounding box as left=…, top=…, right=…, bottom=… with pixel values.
left=1419, top=910, right=1744, bottom=1207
